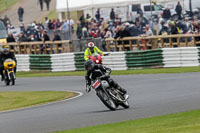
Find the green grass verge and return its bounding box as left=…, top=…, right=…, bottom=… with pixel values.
left=40, top=9, right=58, bottom=22
left=0, top=0, right=22, bottom=12
left=55, top=109, right=200, bottom=133
left=0, top=91, right=77, bottom=111
left=17, top=66, right=200, bottom=78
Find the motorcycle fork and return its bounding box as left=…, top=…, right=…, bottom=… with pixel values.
left=7, top=70, right=11, bottom=80
left=97, top=85, right=111, bottom=99
left=7, top=69, right=14, bottom=80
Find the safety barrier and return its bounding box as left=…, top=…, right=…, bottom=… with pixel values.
left=125, top=49, right=163, bottom=69
left=29, top=55, right=51, bottom=71
left=102, top=52, right=127, bottom=70
left=14, top=47, right=200, bottom=72
left=74, top=53, right=85, bottom=71
left=16, top=55, right=30, bottom=72
left=51, top=53, right=75, bottom=72
left=4, top=41, right=72, bottom=54
left=105, top=34, right=200, bottom=51
left=163, top=47, right=199, bottom=68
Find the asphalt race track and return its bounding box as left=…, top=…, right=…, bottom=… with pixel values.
left=0, top=73, right=200, bottom=133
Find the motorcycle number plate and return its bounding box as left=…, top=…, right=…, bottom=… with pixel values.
left=92, top=80, right=101, bottom=89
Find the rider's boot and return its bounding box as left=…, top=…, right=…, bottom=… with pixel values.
left=1, top=74, right=4, bottom=81
left=113, top=83, right=127, bottom=95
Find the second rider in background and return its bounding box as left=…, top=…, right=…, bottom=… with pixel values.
left=84, top=42, right=108, bottom=61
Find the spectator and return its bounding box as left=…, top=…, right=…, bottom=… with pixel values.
left=193, top=16, right=198, bottom=22
left=158, top=15, right=164, bottom=32
left=48, top=19, right=54, bottom=30
left=44, top=0, right=51, bottom=11
left=137, top=5, right=143, bottom=17
left=52, top=32, right=61, bottom=41
left=175, top=1, right=182, bottom=20
left=76, top=21, right=82, bottom=39
left=101, top=18, right=108, bottom=32
left=168, top=21, right=179, bottom=35
left=86, top=14, right=92, bottom=22
left=184, top=17, right=192, bottom=33
left=56, top=19, right=62, bottom=29
left=3, top=15, right=10, bottom=26
left=110, top=8, right=115, bottom=22
left=79, top=15, right=85, bottom=28
left=44, top=17, right=49, bottom=30
left=38, top=0, right=43, bottom=11
left=95, top=9, right=101, bottom=22
left=60, top=19, right=69, bottom=40
left=163, top=7, right=171, bottom=21
left=7, top=33, right=15, bottom=43
left=18, top=32, right=30, bottom=53
left=159, top=20, right=169, bottom=35
left=145, top=25, right=153, bottom=36
left=82, top=27, right=89, bottom=39
left=102, top=28, right=112, bottom=51
left=18, top=32, right=30, bottom=42
left=129, top=24, right=140, bottom=37
left=67, top=18, right=75, bottom=31
left=120, top=26, right=131, bottom=51
left=53, top=31, right=61, bottom=53
left=168, top=20, right=179, bottom=43
left=18, top=6, right=24, bottom=22
left=41, top=30, right=50, bottom=54
left=90, top=29, right=97, bottom=38
left=140, top=26, right=151, bottom=49
left=38, top=21, right=45, bottom=30
left=6, top=33, right=16, bottom=50
left=19, top=22, right=26, bottom=33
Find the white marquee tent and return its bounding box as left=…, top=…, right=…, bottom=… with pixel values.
left=56, top=0, right=184, bottom=20
left=56, top=0, right=182, bottom=12
left=57, top=0, right=146, bottom=12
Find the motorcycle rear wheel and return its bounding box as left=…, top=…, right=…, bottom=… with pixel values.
left=5, top=78, right=10, bottom=86
left=97, top=90, right=117, bottom=110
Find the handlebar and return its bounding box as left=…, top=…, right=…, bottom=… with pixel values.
left=104, top=53, right=110, bottom=56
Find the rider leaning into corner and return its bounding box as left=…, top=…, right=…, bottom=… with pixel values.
left=85, top=59, right=128, bottom=98
left=0, top=45, right=17, bottom=81
left=84, top=42, right=108, bottom=61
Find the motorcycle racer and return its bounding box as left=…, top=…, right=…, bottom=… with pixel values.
left=84, top=42, right=105, bottom=61
left=85, top=60, right=127, bottom=96
left=0, top=45, right=17, bottom=81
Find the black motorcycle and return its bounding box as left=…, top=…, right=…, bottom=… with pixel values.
left=87, top=78, right=129, bottom=110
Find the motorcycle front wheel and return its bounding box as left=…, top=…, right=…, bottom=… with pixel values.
left=96, top=90, right=117, bottom=110
left=10, top=72, right=15, bottom=85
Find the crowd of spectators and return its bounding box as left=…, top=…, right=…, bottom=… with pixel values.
left=75, top=3, right=200, bottom=51
left=2, top=2, right=200, bottom=52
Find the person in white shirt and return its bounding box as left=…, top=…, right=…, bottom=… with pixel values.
left=67, top=19, right=75, bottom=31
left=145, top=25, right=153, bottom=36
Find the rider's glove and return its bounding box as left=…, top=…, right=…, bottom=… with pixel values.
left=86, top=81, right=91, bottom=93
left=105, top=73, right=110, bottom=77
left=86, top=85, right=91, bottom=93
left=100, top=73, right=110, bottom=79
left=86, top=80, right=91, bottom=86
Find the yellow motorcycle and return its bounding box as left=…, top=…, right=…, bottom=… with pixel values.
left=3, top=58, right=16, bottom=85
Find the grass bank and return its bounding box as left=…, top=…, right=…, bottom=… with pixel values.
left=55, top=109, right=200, bottom=133
left=17, top=66, right=200, bottom=77
left=0, top=0, right=22, bottom=13
left=0, top=91, right=77, bottom=111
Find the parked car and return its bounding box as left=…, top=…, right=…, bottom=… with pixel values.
left=0, top=21, right=8, bottom=44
